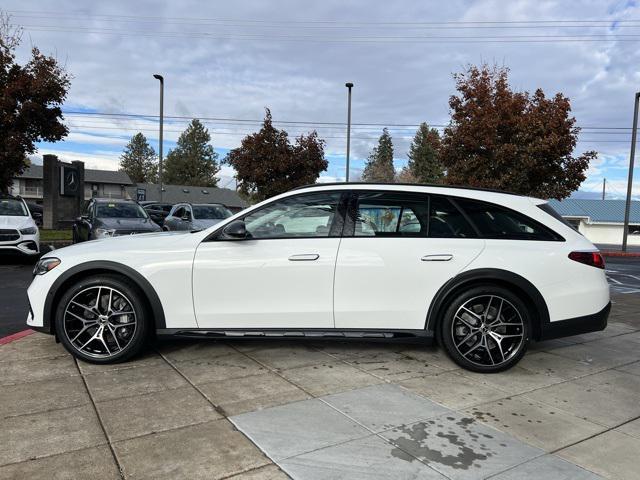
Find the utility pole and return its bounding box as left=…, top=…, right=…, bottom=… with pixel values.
left=602, top=178, right=606, bottom=200
left=622, top=92, right=639, bottom=252
left=345, top=82, right=353, bottom=182
left=153, top=74, right=164, bottom=201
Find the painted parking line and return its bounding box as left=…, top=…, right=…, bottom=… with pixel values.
left=606, top=270, right=640, bottom=295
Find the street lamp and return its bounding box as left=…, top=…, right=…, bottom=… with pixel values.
left=345, top=82, right=353, bottom=182
left=622, top=91, right=639, bottom=252
left=153, top=74, right=164, bottom=201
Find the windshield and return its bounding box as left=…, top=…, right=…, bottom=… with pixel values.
left=96, top=203, right=149, bottom=219
left=0, top=198, right=28, bottom=216
left=192, top=205, right=232, bottom=220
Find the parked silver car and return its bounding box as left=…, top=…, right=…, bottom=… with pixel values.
left=163, top=203, right=232, bottom=231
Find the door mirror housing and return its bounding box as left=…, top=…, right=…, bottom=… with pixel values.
left=222, top=220, right=248, bottom=239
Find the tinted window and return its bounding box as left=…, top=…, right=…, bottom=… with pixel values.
left=244, top=192, right=341, bottom=239
left=173, top=207, right=185, bottom=218
left=354, top=192, right=429, bottom=237
left=96, top=203, right=148, bottom=219
left=429, top=196, right=476, bottom=238
left=456, top=198, right=562, bottom=241
left=538, top=203, right=579, bottom=232
left=192, top=205, right=232, bottom=220
left=0, top=198, right=28, bottom=216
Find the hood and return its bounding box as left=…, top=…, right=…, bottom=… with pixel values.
left=0, top=215, right=36, bottom=230
left=96, top=217, right=161, bottom=232
left=192, top=219, right=224, bottom=231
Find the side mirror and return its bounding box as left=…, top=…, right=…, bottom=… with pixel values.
left=222, top=220, right=248, bottom=239
left=78, top=215, right=89, bottom=222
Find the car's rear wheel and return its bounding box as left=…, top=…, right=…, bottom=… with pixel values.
left=439, top=285, right=530, bottom=373
left=55, top=275, right=149, bottom=363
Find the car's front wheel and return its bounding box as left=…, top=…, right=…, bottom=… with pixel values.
left=55, top=274, right=149, bottom=363
left=439, top=285, right=530, bottom=373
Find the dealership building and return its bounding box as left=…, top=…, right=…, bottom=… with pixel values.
left=11, top=164, right=247, bottom=213
left=548, top=198, right=640, bottom=246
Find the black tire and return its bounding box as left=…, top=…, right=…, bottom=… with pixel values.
left=55, top=274, right=149, bottom=364
left=438, top=285, right=531, bottom=373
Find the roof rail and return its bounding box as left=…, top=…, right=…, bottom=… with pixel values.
left=290, top=182, right=524, bottom=197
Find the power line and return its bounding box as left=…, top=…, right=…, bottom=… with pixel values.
left=61, top=110, right=634, bottom=131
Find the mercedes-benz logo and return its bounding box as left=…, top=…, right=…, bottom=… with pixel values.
left=66, top=171, right=78, bottom=190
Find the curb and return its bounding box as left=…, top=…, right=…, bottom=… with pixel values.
left=601, top=251, right=640, bottom=258
left=0, top=329, right=35, bottom=346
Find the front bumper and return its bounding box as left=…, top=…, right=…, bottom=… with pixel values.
left=539, top=302, right=610, bottom=341
left=0, top=239, right=40, bottom=255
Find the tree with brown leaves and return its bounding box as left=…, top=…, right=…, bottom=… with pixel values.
left=225, top=109, right=328, bottom=202
left=0, top=12, right=71, bottom=192
left=440, top=64, right=594, bottom=199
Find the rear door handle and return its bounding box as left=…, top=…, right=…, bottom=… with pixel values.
left=421, top=254, right=453, bottom=262
left=288, top=254, right=320, bottom=261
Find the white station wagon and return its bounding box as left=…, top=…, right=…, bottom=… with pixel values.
left=27, top=183, right=610, bottom=372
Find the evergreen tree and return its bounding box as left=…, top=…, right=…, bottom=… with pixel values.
left=362, top=128, right=395, bottom=182
left=119, top=132, right=158, bottom=183
left=405, top=122, right=443, bottom=183
left=163, top=119, right=220, bottom=187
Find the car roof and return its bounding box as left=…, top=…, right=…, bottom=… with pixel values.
left=93, top=198, right=137, bottom=203
left=292, top=182, right=526, bottom=197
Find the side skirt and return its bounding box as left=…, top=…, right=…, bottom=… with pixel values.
left=156, top=328, right=434, bottom=345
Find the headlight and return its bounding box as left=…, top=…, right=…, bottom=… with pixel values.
left=20, top=227, right=37, bottom=235
left=33, top=257, right=61, bottom=275
left=95, top=228, right=116, bottom=238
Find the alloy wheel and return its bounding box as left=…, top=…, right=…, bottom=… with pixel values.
left=451, top=295, right=525, bottom=368
left=62, top=286, right=137, bottom=359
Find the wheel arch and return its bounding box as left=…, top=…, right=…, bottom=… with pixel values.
left=43, top=260, right=166, bottom=335
left=425, top=268, right=549, bottom=341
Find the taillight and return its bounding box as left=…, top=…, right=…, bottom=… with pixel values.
left=568, top=251, right=605, bottom=269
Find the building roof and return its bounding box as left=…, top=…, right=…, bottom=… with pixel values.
left=130, top=183, right=248, bottom=209
left=548, top=198, right=640, bottom=224
left=18, top=165, right=134, bottom=185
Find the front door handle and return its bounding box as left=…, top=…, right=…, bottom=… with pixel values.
left=289, top=254, right=320, bottom=261
left=421, top=254, right=453, bottom=262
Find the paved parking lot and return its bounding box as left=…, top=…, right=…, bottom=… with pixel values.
left=1, top=290, right=640, bottom=479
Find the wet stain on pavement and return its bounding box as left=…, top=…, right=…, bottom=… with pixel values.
left=388, top=416, right=496, bottom=470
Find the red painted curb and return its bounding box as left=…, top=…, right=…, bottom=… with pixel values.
left=601, top=251, right=640, bottom=258
left=0, top=329, right=35, bottom=346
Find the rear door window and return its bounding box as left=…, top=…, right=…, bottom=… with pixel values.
left=354, top=192, right=429, bottom=237
left=429, top=196, right=476, bottom=238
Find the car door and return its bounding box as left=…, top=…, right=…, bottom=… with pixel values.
left=76, top=201, right=93, bottom=241
left=165, top=205, right=183, bottom=231
left=334, top=191, right=486, bottom=330
left=192, top=191, right=347, bottom=329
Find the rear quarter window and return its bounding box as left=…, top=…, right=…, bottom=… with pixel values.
left=454, top=198, right=564, bottom=241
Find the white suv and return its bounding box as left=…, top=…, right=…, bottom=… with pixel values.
left=0, top=195, right=40, bottom=257
left=27, top=184, right=609, bottom=372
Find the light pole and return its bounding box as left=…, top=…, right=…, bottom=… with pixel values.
left=345, top=82, right=353, bottom=182
left=153, top=74, right=164, bottom=201
left=622, top=91, right=639, bottom=252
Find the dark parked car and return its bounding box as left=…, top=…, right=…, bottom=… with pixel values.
left=143, top=202, right=174, bottom=227
left=72, top=198, right=161, bottom=243
left=163, top=203, right=232, bottom=231
left=26, top=202, right=43, bottom=227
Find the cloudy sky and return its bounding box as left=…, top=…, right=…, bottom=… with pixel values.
left=4, top=0, right=640, bottom=197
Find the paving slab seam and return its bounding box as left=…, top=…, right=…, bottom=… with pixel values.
left=0, top=373, right=80, bottom=388
left=224, top=343, right=320, bottom=398
left=216, top=464, right=291, bottom=480
left=548, top=412, right=640, bottom=455
left=155, top=349, right=229, bottom=418
left=0, top=443, right=111, bottom=470
left=79, top=381, right=191, bottom=404
left=73, top=358, right=125, bottom=480
left=1, top=397, right=91, bottom=421
left=482, top=455, right=604, bottom=480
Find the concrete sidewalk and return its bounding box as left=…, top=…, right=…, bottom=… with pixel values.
left=1, top=294, right=640, bottom=479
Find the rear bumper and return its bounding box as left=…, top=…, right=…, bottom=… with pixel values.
left=539, top=302, right=610, bottom=341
